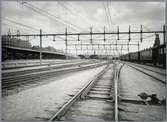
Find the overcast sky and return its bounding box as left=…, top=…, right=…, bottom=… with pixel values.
left=1, top=1, right=165, bottom=56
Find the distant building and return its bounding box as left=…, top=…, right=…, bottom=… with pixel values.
left=2, top=36, right=32, bottom=48
left=153, top=34, right=160, bottom=47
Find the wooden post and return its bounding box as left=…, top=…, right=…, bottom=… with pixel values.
left=138, top=41, right=140, bottom=61
left=117, top=26, right=120, bottom=40
left=53, top=35, right=56, bottom=41
left=121, top=45, right=123, bottom=56
left=110, top=44, right=111, bottom=56
left=104, top=26, right=106, bottom=42
left=65, top=28, right=68, bottom=59
left=87, top=44, right=88, bottom=55
left=140, top=25, right=143, bottom=43
left=75, top=44, right=77, bottom=56
left=98, top=44, right=100, bottom=55
left=163, top=25, right=166, bottom=44
left=40, top=29, right=42, bottom=64
left=90, top=27, right=93, bottom=44
left=129, top=25, right=131, bottom=42
left=128, top=42, right=130, bottom=60
left=116, top=40, right=117, bottom=51
left=80, top=39, right=82, bottom=50
left=78, top=34, right=80, bottom=41
left=138, top=41, right=140, bottom=52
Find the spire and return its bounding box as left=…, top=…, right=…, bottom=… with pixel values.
left=154, top=34, right=160, bottom=47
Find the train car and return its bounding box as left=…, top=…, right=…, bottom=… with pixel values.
left=120, top=54, right=129, bottom=61
left=120, top=44, right=166, bottom=68
left=120, top=34, right=166, bottom=68
left=140, top=48, right=152, bottom=64
left=158, top=44, right=166, bottom=67
left=129, top=51, right=138, bottom=62
left=153, top=44, right=166, bottom=67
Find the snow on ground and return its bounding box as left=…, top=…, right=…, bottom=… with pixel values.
left=2, top=65, right=106, bottom=121
left=119, top=64, right=166, bottom=100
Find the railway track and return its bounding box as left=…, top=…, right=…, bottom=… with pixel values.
left=125, top=63, right=166, bottom=84
left=128, top=62, right=165, bottom=76
left=48, top=63, right=119, bottom=121
left=2, top=62, right=107, bottom=90
left=2, top=59, right=85, bottom=69
left=3, top=61, right=165, bottom=121
left=2, top=60, right=100, bottom=77
left=118, top=63, right=166, bottom=121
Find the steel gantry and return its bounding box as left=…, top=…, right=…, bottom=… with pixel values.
left=3, top=25, right=166, bottom=64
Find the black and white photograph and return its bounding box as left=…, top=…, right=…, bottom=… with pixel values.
left=1, top=0, right=166, bottom=121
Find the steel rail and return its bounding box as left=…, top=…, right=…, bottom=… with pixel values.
left=126, top=64, right=166, bottom=84
left=114, top=65, right=118, bottom=121
left=48, top=64, right=110, bottom=121
left=2, top=59, right=89, bottom=70
left=2, top=62, right=107, bottom=89
left=114, top=62, right=123, bottom=121
left=128, top=62, right=165, bottom=76
left=3, top=62, right=106, bottom=80
left=2, top=60, right=94, bottom=77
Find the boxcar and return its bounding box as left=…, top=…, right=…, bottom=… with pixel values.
left=140, top=48, right=152, bottom=63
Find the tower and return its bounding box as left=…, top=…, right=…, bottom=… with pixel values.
left=153, top=34, right=160, bottom=47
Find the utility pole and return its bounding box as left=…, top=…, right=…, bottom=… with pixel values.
left=128, top=25, right=131, bottom=61
left=87, top=44, right=88, bottom=56
left=40, top=29, right=42, bottom=65
left=128, top=25, right=131, bottom=42
left=104, top=26, right=106, bottom=42
left=90, top=27, right=93, bottom=44
left=117, top=26, right=120, bottom=40
left=128, top=42, right=130, bottom=60
left=75, top=44, right=77, bottom=56
left=138, top=41, right=140, bottom=61
left=65, top=28, right=68, bottom=59
left=140, top=25, right=143, bottom=43
left=138, top=41, right=140, bottom=52
left=163, top=25, right=166, bottom=44
left=98, top=44, right=100, bottom=55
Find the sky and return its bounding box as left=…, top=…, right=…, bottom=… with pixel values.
left=1, top=1, right=166, bottom=56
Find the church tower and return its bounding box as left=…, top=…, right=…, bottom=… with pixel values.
left=153, top=34, right=160, bottom=47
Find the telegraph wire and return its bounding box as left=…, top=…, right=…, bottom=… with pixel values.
left=19, top=1, right=81, bottom=32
